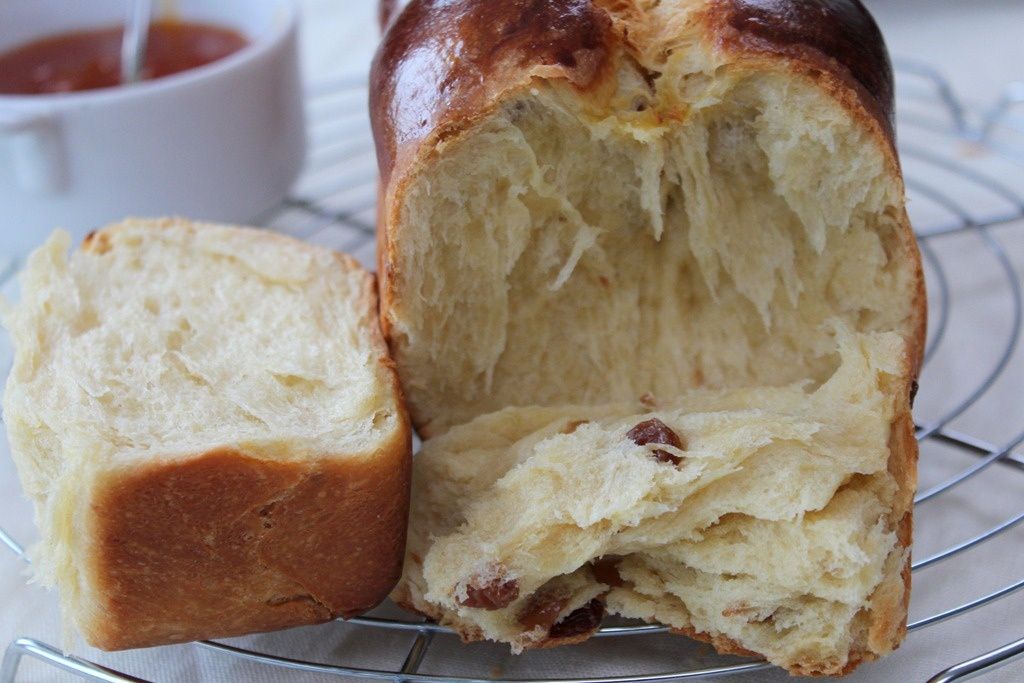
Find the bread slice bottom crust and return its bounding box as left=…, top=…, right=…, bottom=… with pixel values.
left=70, top=433, right=410, bottom=650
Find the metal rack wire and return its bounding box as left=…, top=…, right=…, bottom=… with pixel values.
left=3, top=60, right=1024, bottom=682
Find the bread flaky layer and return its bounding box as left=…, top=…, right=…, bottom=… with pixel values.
left=381, top=30, right=922, bottom=439
left=3, top=219, right=411, bottom=649
left=394, top=329, right=910, bottom=674
left=10, top=222, right=401, bottom=471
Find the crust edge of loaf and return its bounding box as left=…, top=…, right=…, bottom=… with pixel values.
left=76, top=421, right=411, bottom=651
left=391, top=594, right=606, bottom=650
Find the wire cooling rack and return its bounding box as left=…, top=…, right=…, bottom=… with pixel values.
left=3, top=61, right=1024, bottom=682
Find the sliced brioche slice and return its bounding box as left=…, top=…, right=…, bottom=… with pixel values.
left=3, top=219, right=411, bottom=650
left=393, top=329, right=910, bottom=674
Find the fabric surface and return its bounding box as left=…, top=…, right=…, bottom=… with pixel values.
left=2, top=1, right=1024, bottom=681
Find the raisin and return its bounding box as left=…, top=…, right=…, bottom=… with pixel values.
left=627, top=418, right=683, bottom=448
left=590, top=556, right=624, bottom=587
left=518, top=594, right=569, bottom=630
left=651, top=449, right=683, bottom=465
left=549, top=599, right=605, bottom=638
left=459, top=575, right=520, bottom=610
left=627, top=418, right=685, bottom=465
left=909, top=380, right=919, bottom=407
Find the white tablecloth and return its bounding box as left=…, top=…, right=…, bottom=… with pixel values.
left=2, top=1, right=1024, bottom=681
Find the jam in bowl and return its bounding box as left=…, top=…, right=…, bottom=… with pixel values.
left=0, top=20, right=249, bottom=95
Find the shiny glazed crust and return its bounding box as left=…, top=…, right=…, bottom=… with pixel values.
left=370, top=0, right=898, bottom=185
left=371, top=0, right=924, bottom=671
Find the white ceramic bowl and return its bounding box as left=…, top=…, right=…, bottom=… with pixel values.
left=0, top=0, right=305, bottom=256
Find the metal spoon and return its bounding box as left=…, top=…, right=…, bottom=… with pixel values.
left=120, top=0, right=153, bottom=85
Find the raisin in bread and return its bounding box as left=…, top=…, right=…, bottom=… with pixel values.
left=394, top=329, right=911, bottom=675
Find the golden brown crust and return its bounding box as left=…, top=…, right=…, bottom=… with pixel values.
left=671, top=625, right=872, bottom=676
left=392, top=596, right=603, bottom=650
left=83, top=425, right=411, bottom=650
left=702, top=0, right=895, bottom=145
left=671, top=626, right=762, bottom=660
left=370, top=0, right=613, bottom=188
left=872, top=405, right=916, bottom=654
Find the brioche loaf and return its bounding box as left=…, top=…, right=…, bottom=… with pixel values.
left=3, top=219, right=411, bottom=649
left=374, top=0, right=924, bottom=676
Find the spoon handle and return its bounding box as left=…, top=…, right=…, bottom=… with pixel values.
left=120, top=0, right=153, bottom=85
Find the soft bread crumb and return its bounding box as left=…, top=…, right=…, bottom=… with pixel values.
left=396, top=330, right=906, bottom=672
left=386, top=64, right=915, bottom=437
